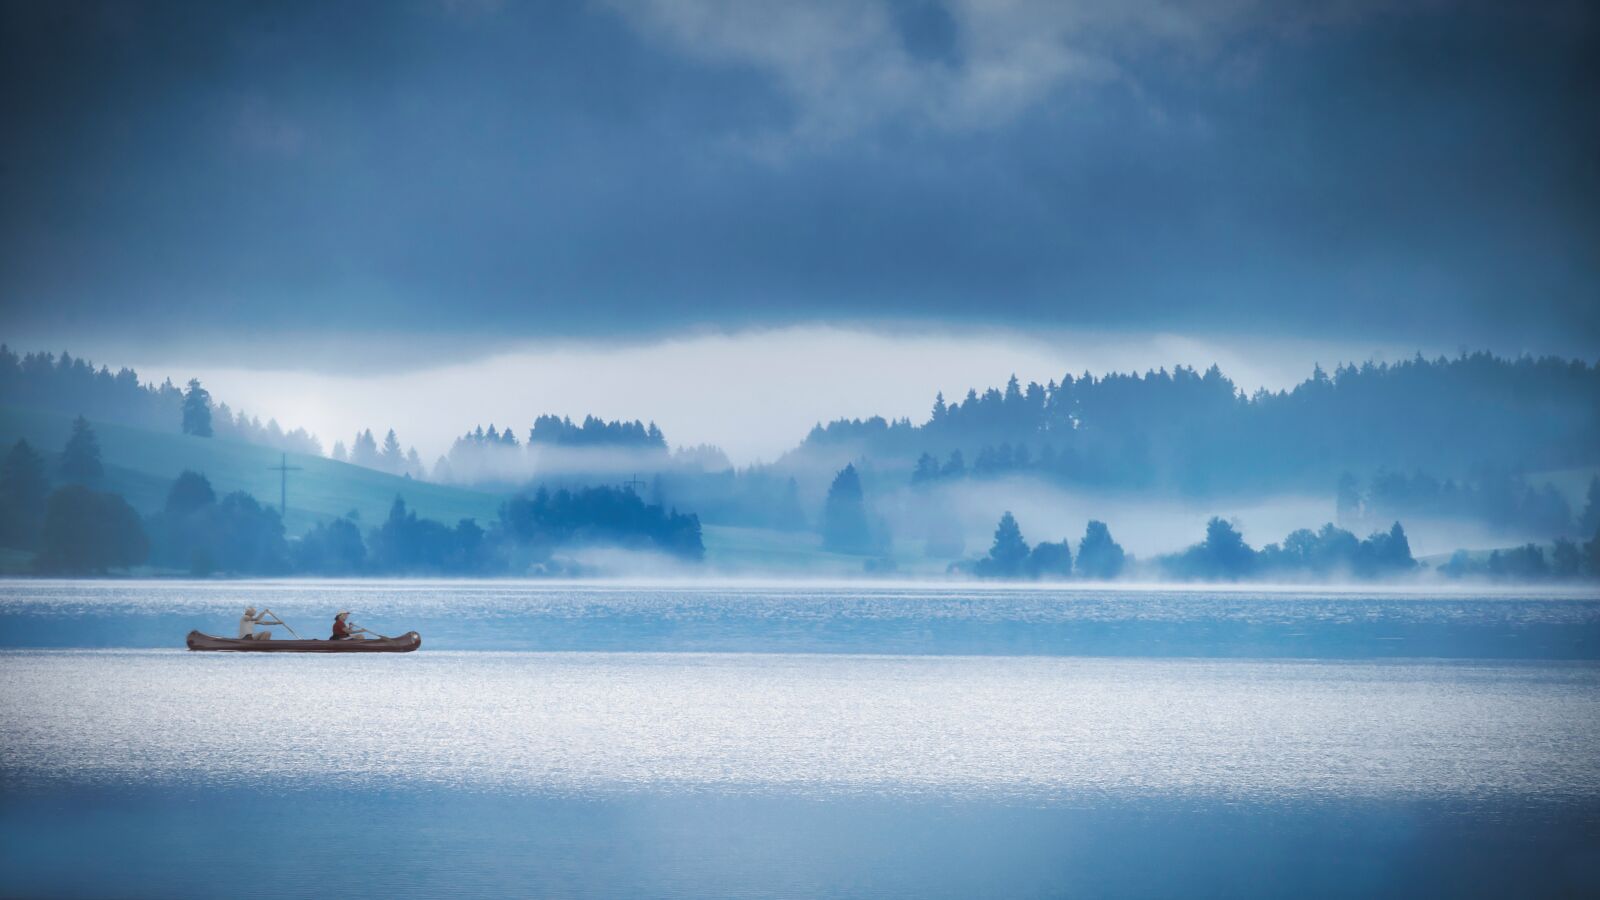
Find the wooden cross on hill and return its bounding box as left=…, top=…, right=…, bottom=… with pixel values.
left=621, top=473, right=647, bottom=494
left=267, top=453, right=302, bottom=518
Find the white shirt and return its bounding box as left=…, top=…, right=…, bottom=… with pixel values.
left=238, top=613, right=262, bottom=638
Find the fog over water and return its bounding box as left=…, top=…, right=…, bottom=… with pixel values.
left=889, top=478, right=1576, bottom=560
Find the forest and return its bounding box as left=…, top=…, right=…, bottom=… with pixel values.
left=4, top=344, right=1599, bottom=579
left=801, top=354, right=1598, bottom=499
left=951, top=509, right=1600, bottom=582
left=0, top=347, right=323, bottom=456
left=0, top=418, right=702, bottom=576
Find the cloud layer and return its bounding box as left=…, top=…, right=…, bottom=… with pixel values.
left=606, top=0, right=1384, bottom=149
left=2, top=2, right=1595, bottom=354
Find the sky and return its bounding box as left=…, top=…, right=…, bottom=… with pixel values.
left=2, top=0, right=1597, bottom=459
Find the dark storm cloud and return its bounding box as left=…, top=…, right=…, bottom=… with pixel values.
left=1, top=0, right=1596, bottom=354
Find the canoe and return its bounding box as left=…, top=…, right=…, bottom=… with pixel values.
left=186, top=631, right=422, bottom=653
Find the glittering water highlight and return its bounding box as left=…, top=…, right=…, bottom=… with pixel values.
left=4, top=650, right=1597, bottom=803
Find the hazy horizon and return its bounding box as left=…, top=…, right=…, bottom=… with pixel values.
left=12, top=326, right=1564, bottom=465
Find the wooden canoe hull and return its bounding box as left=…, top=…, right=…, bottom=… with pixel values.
left=186, top=631, right=421, bottom=653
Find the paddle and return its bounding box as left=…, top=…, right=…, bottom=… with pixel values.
left=262, top=607, right=303, bottom=640
left=350, top=620, right=391, bottom=640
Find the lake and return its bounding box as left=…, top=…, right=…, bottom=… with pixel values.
left=2, top=581, right=1598, bottom=897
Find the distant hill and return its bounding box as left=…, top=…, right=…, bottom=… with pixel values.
left=0, top=346, right=323, bottom=456
left=0, top=405, right=501, bottom=536
left=789, top=352, right=1600, bottom=497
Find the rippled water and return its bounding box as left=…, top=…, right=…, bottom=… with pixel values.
left=4, top=651, right=1598, bottom=803
left=3, top=579, right=1598, bottom=657
left=3, top=581, right=1598, bottom=898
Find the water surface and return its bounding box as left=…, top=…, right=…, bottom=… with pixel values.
left=2, top=581, right=1597, bottom=897
left=3, top=579, right=1597, bottom=658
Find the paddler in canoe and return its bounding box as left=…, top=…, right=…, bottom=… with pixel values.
left=238, top=605, right=287, bottom=641
left=189, top=607, right=420, bottom=652
left=331, top=609, right=375, bottom=641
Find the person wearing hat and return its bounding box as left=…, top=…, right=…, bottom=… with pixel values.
left=237, top=606, right=284, bottom=641
left=330, top=610, right=371, bottom=641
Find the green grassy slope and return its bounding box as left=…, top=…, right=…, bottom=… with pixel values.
left=0, top=406, right=502, bottom=536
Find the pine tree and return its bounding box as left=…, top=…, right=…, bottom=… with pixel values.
left=37, top=484, right=148, bottom=573
left=0, top=439, right=50, bottom=548
left=821, top=464, right=873, bottom=554
left=331, top=441, right=347, bottom=463
left=351, top=430, right=379, bottom=467
left=381, top=430, right=404, bottom=472
left=975, top=511, right=1030, bottom=578
left=164, top=470, right=216, bottom=515
left=181, top=378, right=213, bottom=437
left=431, top=456, right=454, bottom=484
left=1076, top=520, right=1126, bottom=580
left=1189, top=517, right=1254, bottom=579
left=941, top=450, right=966, bottom=478
left=1383, top=521, right=1414, bottom=568
left=60, top=416, right=103, bottom=483
left=1026, top=538, right=1073, bottom=579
